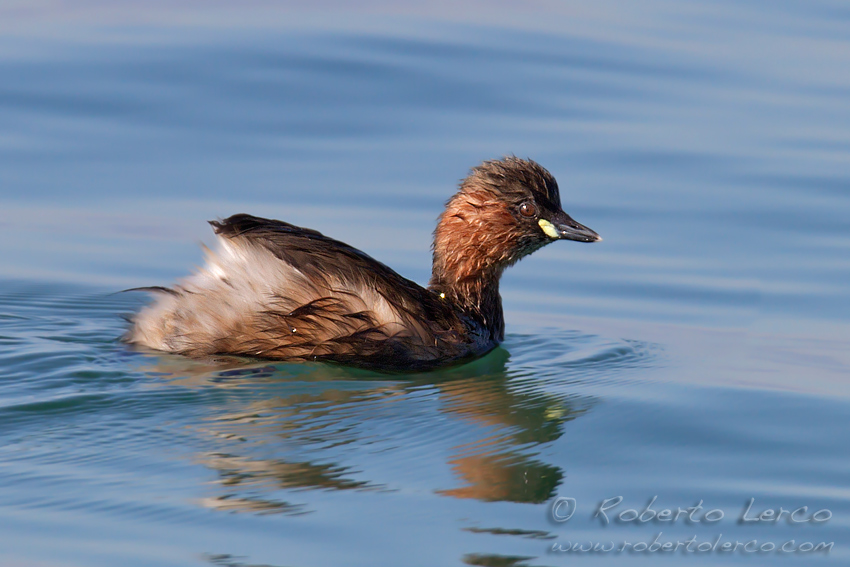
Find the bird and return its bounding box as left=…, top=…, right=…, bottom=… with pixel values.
left=126, top=157, right=600, bottom=371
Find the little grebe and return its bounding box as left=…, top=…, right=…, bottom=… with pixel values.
left=127, top=157, right=600, bottom=371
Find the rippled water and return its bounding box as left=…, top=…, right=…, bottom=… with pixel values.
left=1, top=2, right=849, bottom=566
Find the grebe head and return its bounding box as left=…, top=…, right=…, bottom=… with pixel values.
left=431, top=157, right=600, bottom=289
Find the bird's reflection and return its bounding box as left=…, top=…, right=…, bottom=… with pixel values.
left=137, top=343, right=593, bottom=513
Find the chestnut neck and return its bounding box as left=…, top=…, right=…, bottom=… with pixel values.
left=428, top=191, right=518, bottom=340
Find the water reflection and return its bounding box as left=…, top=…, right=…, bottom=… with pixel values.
left=205, top=554, right=285, bottom=567
left=462, top=553, right=536, bottom=567
left=431, top=355, right=582, bottom=503
left=137, top=339, right=605, bottom=511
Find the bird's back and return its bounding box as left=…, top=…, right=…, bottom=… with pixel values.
left=127, top=215, right=486, bottom=370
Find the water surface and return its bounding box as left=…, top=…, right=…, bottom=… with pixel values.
left=0, top=2, right=849, bottom=566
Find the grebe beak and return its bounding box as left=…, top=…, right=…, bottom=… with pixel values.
left=539, top=211, right=601, bottom=243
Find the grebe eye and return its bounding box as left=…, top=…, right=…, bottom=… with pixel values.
left=519, top=202, right=537, bottom=218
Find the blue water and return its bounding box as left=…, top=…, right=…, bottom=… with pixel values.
left=1, top=2, right=849, bottom=566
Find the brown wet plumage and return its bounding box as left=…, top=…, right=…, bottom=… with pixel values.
left=126, top=157, right=600, bottom=371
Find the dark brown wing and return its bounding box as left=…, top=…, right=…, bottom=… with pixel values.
left=208, top=215, right=475, bottom=370
left=210, top=214, right=435, bottom=314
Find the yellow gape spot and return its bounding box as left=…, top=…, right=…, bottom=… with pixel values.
left=538, top=219, right=560, bottom=239
left=439, top=292, right=446, bottom=299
